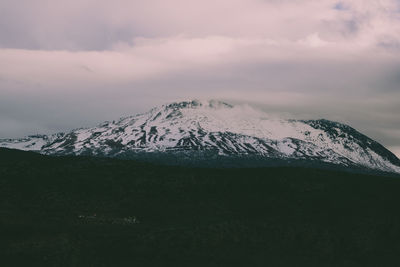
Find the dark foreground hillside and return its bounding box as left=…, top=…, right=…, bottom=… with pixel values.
left=1, top=148, right=400, bottom=267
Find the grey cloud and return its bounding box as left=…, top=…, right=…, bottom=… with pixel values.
left=333, top=2, right=348, bottom=10
left=1, top=0, right=399, bottom=51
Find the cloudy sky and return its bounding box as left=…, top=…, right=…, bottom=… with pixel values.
left=0, top=0, right=399, bottom=157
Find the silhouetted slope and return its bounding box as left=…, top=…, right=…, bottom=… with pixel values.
left=1, top=148, right=400, bottom=266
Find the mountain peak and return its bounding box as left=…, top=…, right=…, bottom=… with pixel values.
left=163, top=99, right=233, bottom=111
left=1, top=100, right=399, bottom=174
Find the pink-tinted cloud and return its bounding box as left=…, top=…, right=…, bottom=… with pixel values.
left=0, top=0, right=400, bottom=157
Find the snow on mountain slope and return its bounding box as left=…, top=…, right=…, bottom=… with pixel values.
left=1, top=100, right=400, bottom=173
left=0, top=135, right=49, bottom=151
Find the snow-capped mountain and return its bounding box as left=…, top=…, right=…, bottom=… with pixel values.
left=1, top=100, right=400, bottom=173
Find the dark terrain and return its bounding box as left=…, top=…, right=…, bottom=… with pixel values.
left=1, top=148, right=400, bottom=266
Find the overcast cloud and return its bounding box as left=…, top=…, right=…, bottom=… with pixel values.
left=0, top=0, right=399, bottom=157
